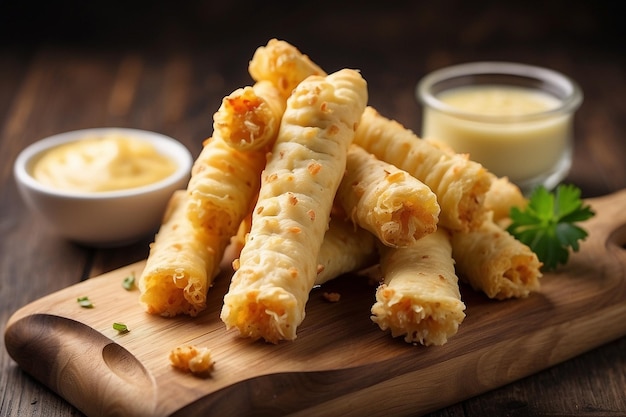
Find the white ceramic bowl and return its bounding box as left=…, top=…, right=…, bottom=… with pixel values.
left=14, top=128, right=193, bottom=247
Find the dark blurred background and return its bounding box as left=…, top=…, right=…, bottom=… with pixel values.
left=1, top=0, right=623, bottom=196
left=0, top=1, right=622, bottom=48
left=2, top=1, right=623, bottom=57
left=1, top=0, right=622, bottom=66
left=1, top=0, right=622, bottom=118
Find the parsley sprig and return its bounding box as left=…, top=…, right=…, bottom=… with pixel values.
left=507, top=184, right=595, bottom=271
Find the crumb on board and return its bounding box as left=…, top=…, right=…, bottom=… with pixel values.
left=169, top=345, right=214, bottom=376
left=323, top=292, right=341, bottom=302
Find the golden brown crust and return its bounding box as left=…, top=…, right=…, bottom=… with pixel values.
left=213, top=80, right=286, bottom=152
left=372, top=229, right=466, bottom=346
left=354, top=106, right=493, bottom=232
left=248, top=38, right=326, bottom=99
left=449, top=216, right=543, bottom=299
left=220, top=69, right=368, bottom=343
left=186, top=136, right=265, bottom=239
left=139, top=191, right=225, bottom=317
left=337, top=144, right=440, bottom=247
left=315, top=214, right=377, bottom=285
left=484, top=175, right=528, bottom=226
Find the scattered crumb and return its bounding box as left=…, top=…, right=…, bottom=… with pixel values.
left=323, top=292, right=341, bottom=302
left=169, top=345, right=214, bottom=376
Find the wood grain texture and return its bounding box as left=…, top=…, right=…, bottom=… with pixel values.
left=5, top=189, right=626, bottom=417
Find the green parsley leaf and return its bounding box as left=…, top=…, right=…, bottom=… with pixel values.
left=113, top=322, right=129, bottom=333
left=507, top=184, right=595, bottom=271
left=77, top=296, right=94, bottom=308
left=122, top=273, right=136, bottom=291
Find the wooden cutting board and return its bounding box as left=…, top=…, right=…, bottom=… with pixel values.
left=5, top=189, right=626, bottom=417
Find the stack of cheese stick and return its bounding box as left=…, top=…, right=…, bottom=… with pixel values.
left=220, top=68, right=369, bottom=342
left=139, top=38, right=543, bottom=347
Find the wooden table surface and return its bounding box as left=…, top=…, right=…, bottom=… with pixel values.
left=1, top=1, right=625, bottom=416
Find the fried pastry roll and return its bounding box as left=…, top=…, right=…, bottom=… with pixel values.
left=248, top=38, right=326, bottom=99
left=139, top=191, right=226, bottom=317
left=213, top=80, right=286, bottom=152
left=449, top=214, right=542, bottom=299
left=353, top=106, right=493, bottom=232
left=337, top=144, right=440, bottom=248
left=427, top=139, right=526, bottom=225
left=371, top=228, right=466, bottom=346
left=186, top=136, right=266, bottom=239
left=315, top=215, right=378, bottom=285
left=231, top=210, right=378, bottom=286
left=220, top=69, right=368, bottom=343
left=483, top=175, right=528, bottom=226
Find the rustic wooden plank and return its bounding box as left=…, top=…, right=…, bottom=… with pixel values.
left=4, top=190, right=626, bottom=417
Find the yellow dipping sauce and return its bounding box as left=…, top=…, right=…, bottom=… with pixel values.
left=33, top=134, right=177, bottom=192
left=422, top=85, right=571, bottom=184
left=438, top=85, right=561, bottom=115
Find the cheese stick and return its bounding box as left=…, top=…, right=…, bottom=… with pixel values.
left=139, top=191, right=225, bottom=317
left=337, top=144, right=440, bottom=248
left=186, top=136, right=266, bottom=239
left=231, top=209, right=378, bottom=286
left=371, top=228, right=466, bottom=346
left=449, top=215, right=542, bottom=299
left=354, top=106, right=492, bottom=232
left=220, top=68, right=368, bottom=343
left=315, top=215, right=378, bottom=285
left=250, top=40, right=486, bottom=233
left=428, top=138, right=526, bottom=225
left=484, top=175, right=528, bottom=226
left=248, top=38, right=326, bottom=99
left=213, top=80, right=286, bottom=152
